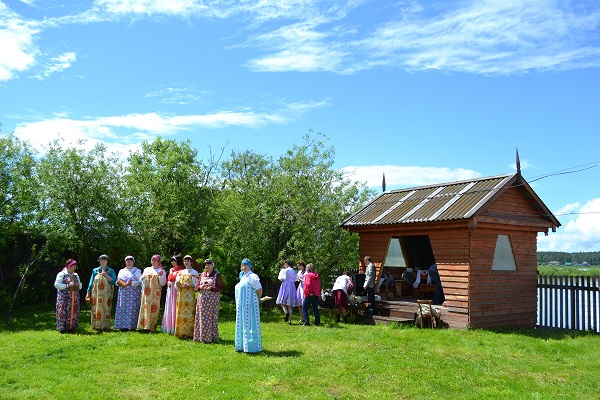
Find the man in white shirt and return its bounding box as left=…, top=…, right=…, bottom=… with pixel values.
left=363, top=256, right=376, bottom=317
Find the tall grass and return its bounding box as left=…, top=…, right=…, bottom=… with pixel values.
left=1, top=303, right=599, bottom=399
left=538, top=265, right=600, bottom=277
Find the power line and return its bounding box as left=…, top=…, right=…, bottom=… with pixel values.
left=528, top=161, right=600, bottom=183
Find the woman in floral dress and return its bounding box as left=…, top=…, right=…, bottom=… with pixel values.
left=86, top=254, right=117, bottom=331
left=174, top=255, right=199, bottom=339
left=114, top=255, right=142, bottom=331
left=194, top=258, right=224, bottom=343
left=137, top=255, right=166, bottom=331
left=54, top=259, right=82, bottom=333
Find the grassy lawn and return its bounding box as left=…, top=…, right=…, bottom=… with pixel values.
left=538, top=265, right=600, bottom=277
left=1, top=302, right=599, bottom=399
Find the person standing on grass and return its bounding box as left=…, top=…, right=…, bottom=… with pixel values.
left=235, top=258, right=263, bottom=353
left=295, top=261, right=307, bottom=324
left=114, top=255, right=142, bottom=331
left=137, top=255, right=166, bottom=332
left=363, top=256, right=376, bottom=317
left=54, top=259, right=82, bottom=333
left=332, top=271, right=354, bottom=324
left=194, top=257, right=224, bottom=343
left=86, top=254, right=117, bottom=331
left=302, top=263, right=321, bottom=326
left=162, top=255, right=183, bottom=334
left=276, top=259, right=301, bottom=325
left=174, top=254, right=199, bottom=339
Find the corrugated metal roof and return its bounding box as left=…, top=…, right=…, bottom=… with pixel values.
left=343, top=174, right=515, bottom=226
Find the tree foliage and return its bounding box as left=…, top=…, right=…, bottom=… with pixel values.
left=124, top=137, right=215, bottom=261
left=36, top=140, right=127, bottom=270
left=216, top=133, right=374, bottom=285
left=0, top=131, right=374, bottom=310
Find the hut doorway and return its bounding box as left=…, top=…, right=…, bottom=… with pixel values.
left=380, top=235, right=437, bottom=299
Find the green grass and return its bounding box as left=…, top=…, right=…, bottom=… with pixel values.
left=538, top=265, right=600, bottom=277
left=1, top=303, right=600, bottom=399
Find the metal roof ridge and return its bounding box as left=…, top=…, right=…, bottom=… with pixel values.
left=385, top=173, right=513, bottom=194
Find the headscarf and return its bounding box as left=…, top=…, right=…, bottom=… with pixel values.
left=241, top=258, right=253, bottom=269
left=204, top=258, right=220, bottom=275
left=64, top=260, right=77, bottom=271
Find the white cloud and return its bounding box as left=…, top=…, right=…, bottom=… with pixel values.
left=93, top=0, right=207, bottom=16
left=32, top=51, right=77, bottom=80
left=246, top=22, right=352, bottom=73
left=360, top=0, right=600, bottom=74
left=12, top=100, right=327, bottom=155
left=3, top=0, right=599, bottom=81
left=144, top=86, right=210, bottom=105
left=248, top=0, right=600, bottom=74
left=0, top=3, right=40, bottom=81
left=538, top=198, right=600, bottom=252
left=341, top=164, right=482, bottom=188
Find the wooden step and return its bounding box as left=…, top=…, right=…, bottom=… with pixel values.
left=360, top=315, right=415, bottom=325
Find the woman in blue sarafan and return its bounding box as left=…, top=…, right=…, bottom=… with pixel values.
left=234, top=258, right=263, bottom=353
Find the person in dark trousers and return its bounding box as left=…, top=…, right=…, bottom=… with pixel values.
left=428, top=263, right=445, bottom=305
left=302, top=263, right=321, bottom=326
left=363, top=256, right=376, bottom=317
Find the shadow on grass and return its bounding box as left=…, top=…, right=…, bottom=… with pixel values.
left=471, top=325, right=599, bottom=340
left=242, top=349, right=303, bottom=358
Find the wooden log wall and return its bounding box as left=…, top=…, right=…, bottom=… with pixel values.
left=468, top=226, right=539, bottom=328
left=429, top=229, right=470, bottom=329
left=358, top=233, right=390, bottom=279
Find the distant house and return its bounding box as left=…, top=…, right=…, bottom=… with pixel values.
left=342, top=173, right=560, bottom=329
left=564, top=262, right=572, bottom=266
left=548, top=261, right=561, bottom=266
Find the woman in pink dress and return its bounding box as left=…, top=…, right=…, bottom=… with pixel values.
left=161, top=255, right=183, bottom=334
left=193, top=258, right=224, bottom=343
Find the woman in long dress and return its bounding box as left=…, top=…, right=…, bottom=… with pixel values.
left=296, top=260, right=307, bottom=324
left=276, top=259, right=300, bottom=324
left=114, top=255, right=142, bottom=331
left=174, top=255, right=199, bottom=339
left=161, top=255, right=183, bottom=334
left=235, top=258, right=263, bottom=353
left=194, top=258, right=224, bottom=343
left=137, top=254, right=166, bottom=331
left=85, top=254, right=117, bottom=331
left=54, top=259, right=82, bottom=333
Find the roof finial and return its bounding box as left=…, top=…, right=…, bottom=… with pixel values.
left=516, top=148, right=522, bottom=182
left=382, top=173, right=386, bottom=193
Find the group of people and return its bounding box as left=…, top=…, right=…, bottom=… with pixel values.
left=53, top=254, right=231, bottom=347
left=276, top=260, right=356, bottom=325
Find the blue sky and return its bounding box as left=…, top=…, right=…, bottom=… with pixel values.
left=1, top=0, right=599, bottom=252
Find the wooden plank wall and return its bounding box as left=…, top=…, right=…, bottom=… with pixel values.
left=358, top=233, right=390, bottom=275
left=468, top=227, right=538, bottom=328
left=484, top=186, right=549, bottom=223
left=430, top=230, right=470, bottom=329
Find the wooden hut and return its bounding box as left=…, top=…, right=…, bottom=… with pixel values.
left=341, top=173, right=560, bottom=329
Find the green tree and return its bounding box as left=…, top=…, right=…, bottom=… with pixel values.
left=0, top=133, right=40, bottom=308
left=216, top=133, right=374, bottom=288
left=124, top=137, right=215, bottom=261
left=36, top=140, right=128, bottom=270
